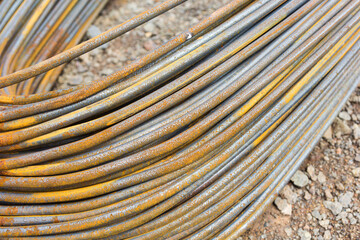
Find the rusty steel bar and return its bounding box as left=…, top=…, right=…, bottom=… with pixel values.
left=0, top=0, right=359, bottom=239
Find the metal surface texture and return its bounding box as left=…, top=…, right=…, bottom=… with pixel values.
left=0, top=0, right=359, bottom=239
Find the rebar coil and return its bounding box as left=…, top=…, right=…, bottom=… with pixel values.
left=0, top=0, right=359, bottom=239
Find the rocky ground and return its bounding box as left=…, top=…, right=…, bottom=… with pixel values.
left=247, top=88, right=360, bottom=240
left=57, top=0, right=360, bottom=239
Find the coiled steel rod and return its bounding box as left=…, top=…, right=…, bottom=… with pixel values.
left=0, top=0, right=359, bottom=239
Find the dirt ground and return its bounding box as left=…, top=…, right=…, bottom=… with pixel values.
left=57, top=1, right=360, bottom=239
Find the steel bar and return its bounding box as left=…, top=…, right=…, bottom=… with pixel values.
left=0, top=0, right=359, bottom=239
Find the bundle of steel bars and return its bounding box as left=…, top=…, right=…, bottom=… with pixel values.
left=0, top=0, right=107, bottom=96
left=0, top=0, right=359, bottom=239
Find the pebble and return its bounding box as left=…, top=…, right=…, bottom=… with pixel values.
left=281, top=185, right=297, bottom=204
left=307, top=165, right=317, bottom=181
left=67, top=76, right=83, bottom=86
left=352, top=167, right=360, bottom=177
left=324, top=230, right=332, bottom=240
left=324, top=189, right=333, bottom=200
left=323, top=127, right=332, bottom=141
left=323, top=200, right=343, bottom=215
left=352, top=114, right=358, bottom=121
left=348, top=213, right=357, bottom=225
left=100, top=68, right=114, bottom=76
left=339, top=111, right=351, bottom=121
left=298, top=229, right=312, bottom=240
left=311, top=210, right=323, bottom=220
left=335, top=182, right=345, bottom=191
left=317, top=171, right=326, bottom=184
left=291, top=170, right=309, bottom=188
left=319, top=219, right=330, bottom=229
left=337, top=211, right=348, bottom=220
left=274, top=197, right=292, bottom=215
left=304, top=190, right=312, bottom=200
left=355, top=154, right=360, bottom=162
left=353, top=124, right=360, bottom=139
left=333, top=118, right=352, bottom=137
left=338, top=191, right=353, bottom=208
left=143, top=22, right=156, bottom=32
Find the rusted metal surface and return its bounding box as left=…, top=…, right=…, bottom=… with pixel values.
left=0, top=0, right=359, bottom=239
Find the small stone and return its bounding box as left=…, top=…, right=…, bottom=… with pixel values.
left=86, top=25, right=101, bottom=38
left=333, top=118, right=352, bottom=137
left=274, top=197, right=292, bottom=215
left=298, top=229, right=312, bottom=240
left=307, top=165, right=317, bottom=181
left=353, top=124, right=360, bottom=140
left=355, top=154, right=360, bottom=162
left=352, top=114, right=358, bottom=121
left=304, top=190, right=312, bottom=200
left=312, top=210, right=323, bottom=220
left=352, top=168, right=360, bottom=178
left=341, top=216, right=349, bottom=225
left=319, top=219, right=330, bottom=229
left=337, top=211, right=348, bottom=220
left=317, top=171, right=326, bottom=184
left=348, top=213, right=357, bottom=225
left=100, top=68, right=114, bottom=76
left=291, top=170, right=309, bottom=188
left=309, top=185, right=316, bottom=195
left=324, top=201, right=343, bottom=215
left=335, top=182, right=345, bottom=191
left=281, top=185, right=297, bottom=204
left=338, top=191, right=354, bottom=208
left=324, top=189, right=333, bottom=200
left=143, top=22, right=156, bottom=32
left=324, top=230, right=331, bottom=240
left=323, top=127, right=333, bottom=141
left=339, top=111, right=351, bottom=121
left=145, top=32, right=152, bottom=38
left=67, top=76, right=83, bottom=86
